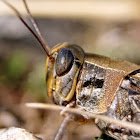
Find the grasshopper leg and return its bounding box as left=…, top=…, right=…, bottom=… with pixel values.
left=55, top=101, right=75, bottom=140
left=60, top=101, right=75, bottom=116
left=55, top=114, right=72, bottom=140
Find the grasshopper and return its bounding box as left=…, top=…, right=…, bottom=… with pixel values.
left=2, top=0, right=140, bottom=139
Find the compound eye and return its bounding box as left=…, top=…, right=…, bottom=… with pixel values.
left=55, top=48, right=74, bottom=76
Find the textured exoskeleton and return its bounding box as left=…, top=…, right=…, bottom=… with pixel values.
left=46, top=43, right=140, bottom=140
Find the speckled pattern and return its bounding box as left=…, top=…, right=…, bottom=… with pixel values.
left=95, top=71, right=140, bottom=140
left=76, top=62, right=106, bottom=112
left=76, top=61, right=140, bottom=139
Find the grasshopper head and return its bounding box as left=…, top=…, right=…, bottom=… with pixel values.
left=46, top=43, right=85, bottom=105
left=2, top=0, right=84, bottom=105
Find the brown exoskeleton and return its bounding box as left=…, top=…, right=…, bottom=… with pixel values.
left=46, top=43, right=140, bottom=140
left=3, top=0, right=140, bottom=139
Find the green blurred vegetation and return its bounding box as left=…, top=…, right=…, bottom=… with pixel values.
left=0, top=50, right=47, bottom=101
left=1, top=51, right=28, bottom=86
left=25, top=61, right=47, bottom=100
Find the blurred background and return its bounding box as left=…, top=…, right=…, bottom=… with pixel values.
left=0, top=0, right=140, bottom=139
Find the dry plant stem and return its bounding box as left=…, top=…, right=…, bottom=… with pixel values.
left=55, top=114, right=72, bottom=140
left=26, top=103, right=140, bottom=133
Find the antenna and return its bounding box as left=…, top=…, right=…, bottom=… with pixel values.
left=22, top=0, right=50, bottom=52
left=1, top=0, right=50, bottom=57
